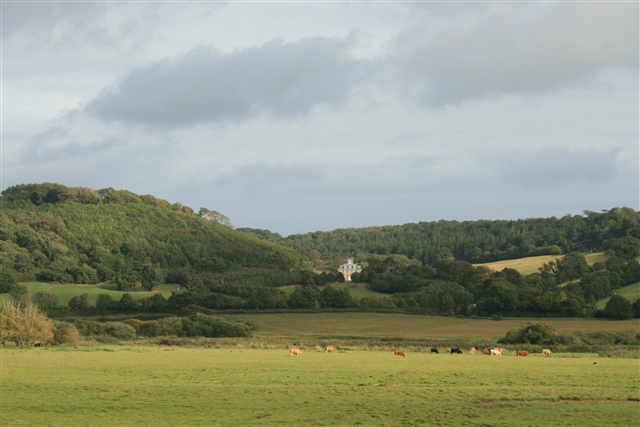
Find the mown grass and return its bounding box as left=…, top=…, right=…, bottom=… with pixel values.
left=597, top=282, right=640, bottom=310
left=475, top=252, right=606, bottom=275
left=2, top=346, right=638, bottom=427
left=2, top=282, right=175, bottom=305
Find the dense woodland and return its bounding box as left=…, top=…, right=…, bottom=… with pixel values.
left=0, top=183, right=303, bottom=287
left=1, top=183, right=639, bottom=321
left=239, top=206, right=639, bottom=265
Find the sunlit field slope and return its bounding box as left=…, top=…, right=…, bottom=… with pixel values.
left=596, top=282, right=640, bottom=310
left=474, top=252, right=607, bottom=275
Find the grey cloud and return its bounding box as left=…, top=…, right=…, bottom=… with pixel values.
left=491, top=147, right=622, bottom=189
left=20, top=122, right=125, bottom=164
left=86, top=36, right=366, bottom=127
left=389, top=3, right=639, bottom=106
left=2, top=1, right=167, bottom=50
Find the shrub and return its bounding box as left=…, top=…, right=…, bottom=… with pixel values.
left=102, top=322, right=136, bottom=340
left=604, top=294, right=633, bottom=320
left=0, top=300, right=54, bottom=346
left=498, top=322, right=558, bottom=345
left=138, top=321, right=162, bottom=337
left=157, top=317, right=184, bottom=336
left=53, top=321, right=80, bottom=345
left=123, top=319, right=143, bottom=332
left=0, top=269, right=18, bottom=293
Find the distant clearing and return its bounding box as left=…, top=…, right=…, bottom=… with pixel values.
left=596, top=282, right=640, bottom=310
left=474, top=252, right=607, bottom=275
left=2, top=282, right=175, bottom=305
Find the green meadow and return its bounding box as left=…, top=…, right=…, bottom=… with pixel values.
left=1, top=282, right=176, bottom=305
left=596, top=282, right=640, bottom=310
left=2, top=346, right=638, bottom=427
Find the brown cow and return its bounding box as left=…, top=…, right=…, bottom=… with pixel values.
left=325, top=346, right=337, bottom=353
left=289, top=348, right=302, bottom=357
left=482, top=349, right=491, bottom=355
left=542, top=349, right=552, bottom=356
left=394, top=350, right=406, bottom=357
left=516, top=350, right=529, bottom=357
left=470, top=347, right=477, bottom=355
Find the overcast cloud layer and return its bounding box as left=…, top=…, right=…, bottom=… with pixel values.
left=3, top=2, right=638, bottom=235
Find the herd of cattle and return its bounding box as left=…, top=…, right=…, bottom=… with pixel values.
left=289, top=346, right=553, bottom=357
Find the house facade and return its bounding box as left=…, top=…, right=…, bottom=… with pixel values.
left=338, top=259, right=362, bottom=282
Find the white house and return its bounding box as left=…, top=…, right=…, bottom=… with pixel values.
left=338, top=259, right=362, bottom=282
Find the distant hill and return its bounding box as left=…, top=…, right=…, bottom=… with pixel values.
left=239, top=207, right=640, bottom=266
left=0, top=183, right=303, bottom=287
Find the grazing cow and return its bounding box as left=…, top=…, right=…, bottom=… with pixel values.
left=542, top=349, right=552, bottom=356
left=494, top=347, right=506, bottom=354
left=516, top=350, right=529, bottom=357
left=490, top=349, right=502, bottom=356
left=394, top=350, right=406, bottom=357
left=482, top=349, right=491, bottom=355
left=450, top=348, right=463, bottom=354
left=470, top=347, right=477, bottom=355
left=431, top=348, right=439, bottom=354
left=325, top=346, right=337, bottom=353
left=289, top=348, right=302, bottom=357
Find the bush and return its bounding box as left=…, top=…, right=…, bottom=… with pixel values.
left=157, top=316, right=184, bottom=336
left=604, top=294, right=633, bottom=320
left=0, top=301, right=54, bottom=346
left=0, top=269, right=18, bottom=293
left=102, top=322, right=136, bottom=340
left=498, top=322, right=558, bottom=345
left=73, top=320, right=136, bottom=340
left=138, top=321, right=162, bottom=337
left=633, top=299, right=640, bottom=319
left=123, top=319, right=143, bottom=332
left=53, top=321, right=80, bottom=345
left=181, top=313, right=252, bottom=338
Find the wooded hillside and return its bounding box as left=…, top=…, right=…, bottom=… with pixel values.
left=0, top=183, right=303, bottom=287
left=240, top=207, right=640, bottom=266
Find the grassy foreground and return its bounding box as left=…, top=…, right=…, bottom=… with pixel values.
left=2, top=346, right=638, bottom=427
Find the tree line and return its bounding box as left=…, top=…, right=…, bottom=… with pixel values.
left=239, top=207, right=640, bottom=266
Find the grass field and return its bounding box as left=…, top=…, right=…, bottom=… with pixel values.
left=1, top=282, right=175, bottom=305
left=596, top=282, right=640, bottom=310
left=475, top=252, right=607, bottom=275
left=2, top=346, right=638, bottom=427
left=220, top=312, right=640, bottom=343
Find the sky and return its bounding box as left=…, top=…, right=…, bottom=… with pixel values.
left=2, top=0, right=638, bottom=236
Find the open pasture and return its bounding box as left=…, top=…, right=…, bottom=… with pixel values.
left=223, top=312, right=640, bottom=343
left=2, top=346, right=638, bottom=426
